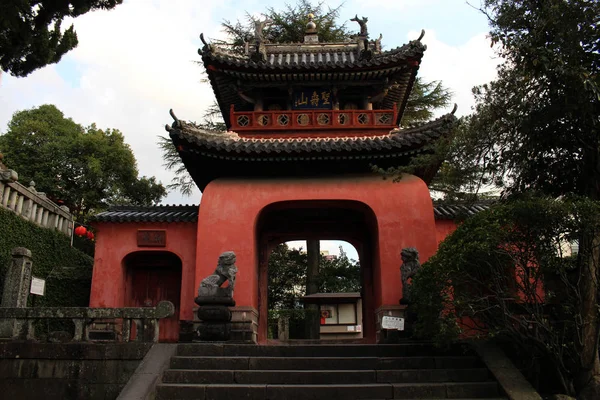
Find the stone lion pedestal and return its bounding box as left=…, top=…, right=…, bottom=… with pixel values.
left=195, top=251, right=237, bottom=341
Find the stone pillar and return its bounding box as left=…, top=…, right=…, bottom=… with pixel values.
left=0, top=248, right=33, bottom=338
left=1, top=248, right=33, bottom=308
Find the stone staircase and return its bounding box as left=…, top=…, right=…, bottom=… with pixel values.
left=155, top=343, right=507, bottom=400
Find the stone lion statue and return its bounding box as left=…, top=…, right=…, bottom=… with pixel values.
left=400, top=247, right=420, bottom=304
left=198, top=251, right=238, bottom=298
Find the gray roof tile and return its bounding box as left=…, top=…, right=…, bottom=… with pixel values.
left=92, top=203, right=492, bottom=223
left=91, top=205, right=198, bottom=223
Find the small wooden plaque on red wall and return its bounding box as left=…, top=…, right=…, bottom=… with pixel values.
left=137, top=230, right=167, bottom=247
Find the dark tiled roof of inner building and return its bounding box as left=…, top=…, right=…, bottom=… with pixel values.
left=92, top=202, right=494, bottom=223
left=91, top=205, right=198, bottom=223
left=433, top=202, right=493, bottom=220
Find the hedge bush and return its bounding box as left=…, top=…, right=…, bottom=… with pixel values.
left=0, top=207, right=93, bottom=307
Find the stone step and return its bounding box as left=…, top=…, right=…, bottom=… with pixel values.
left=170, top=356, right=483, bottom=370
left=162, top=368, right=492, bottom=384
left=155, top=382, right=501, bottom=400
left=176, top=343, right=474, bottom=358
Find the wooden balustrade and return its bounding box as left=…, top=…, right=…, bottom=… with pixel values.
left=0, top=172, right=73, bottom=236
left=0, top=301, right=175, bottom=343
left=230, top=104, right=398, bottom=132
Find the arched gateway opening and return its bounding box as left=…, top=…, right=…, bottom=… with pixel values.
left=256, top=200, right=379, bottom=343
left=123, top=251, right=182, bottom=342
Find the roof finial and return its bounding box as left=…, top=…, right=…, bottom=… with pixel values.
left=350, top=15, right=369, bottom=38
left=304, top=13, right=318, bottom=43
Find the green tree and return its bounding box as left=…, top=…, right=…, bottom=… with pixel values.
left=412, top=197, right=600, bottom=397
left=268, top=243, right=307, bottom=309
left=159, top=0, right=452, bottom=195
left=0, top=104, right=166, bottom=221
left=318, top=247, right=361, bottom=293
left=0, top=0, right=123, bottom=77
left=217, top=0, right=351, bottom=50
left=413, top=0, right=600, bottom=397
left=267, top=243, right=361, bottom=309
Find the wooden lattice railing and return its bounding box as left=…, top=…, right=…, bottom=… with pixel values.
left=230, top=104, right=398, bottom=131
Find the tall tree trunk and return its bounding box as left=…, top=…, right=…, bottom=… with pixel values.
left=576, top=149, right=600, bottom=399
left=305, top=239, right=320, bottom=339
left=575, top=233, right=600, bottom=399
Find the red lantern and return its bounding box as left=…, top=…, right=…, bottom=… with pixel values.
left=74, top=226, right=87, bottom=236
left=86, top=231, right=95, bottom=241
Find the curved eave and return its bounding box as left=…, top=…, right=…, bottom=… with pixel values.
left=165, top=112, right=456, bottom=191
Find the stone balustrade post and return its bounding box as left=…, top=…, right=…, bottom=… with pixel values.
left=16, top=195, right=24, bottom=215
left=1, top=248, right=33, bottom=308
left=8, top=190, right=18, bottom=210
left=0, top=248, right=33, bottom=338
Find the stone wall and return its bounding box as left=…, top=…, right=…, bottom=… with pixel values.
left=0, top=342, right=152, bottom=400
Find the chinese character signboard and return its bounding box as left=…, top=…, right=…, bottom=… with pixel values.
left=137, top=230, right=167, bottom=247
left=293, top=88, right=332, bottom=109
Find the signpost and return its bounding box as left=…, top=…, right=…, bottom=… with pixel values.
left=382, top=316, right=405, bottom=331
left=30, top=277, right=45, bottom=296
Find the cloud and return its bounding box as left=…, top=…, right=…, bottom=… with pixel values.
left=1, top=0, right=229, bottom=204
left=409, top=29, right=499, bottom=116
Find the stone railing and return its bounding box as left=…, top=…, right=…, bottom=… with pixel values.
left=0, top=159, right=73, bottom=236
left=0, top=301, right=175, bottom=343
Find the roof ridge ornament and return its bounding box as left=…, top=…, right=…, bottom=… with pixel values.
left=251, top=17, right=271, bottom=62
left=199, top=33, right=212, bottom=53
left=350, top=15, right=369, bottom=38
left=169, top=109, right=181, bottom=128
left=304, top=13, right=318, bottom=44
left=417, top=29, right=425, bottom=41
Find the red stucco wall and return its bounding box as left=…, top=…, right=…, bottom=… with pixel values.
left=435, top=219, right=459, bottom=245
left=195, top=174, right=438, bottom=342
left=89, top=222, right=197, bottom=321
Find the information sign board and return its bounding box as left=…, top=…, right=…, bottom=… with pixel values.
left=382, top=316, right=405, bottom=330
left=30, top=277, right=45, bottom=296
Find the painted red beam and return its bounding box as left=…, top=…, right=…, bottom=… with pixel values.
left=229, top=104, right=398, bottom=131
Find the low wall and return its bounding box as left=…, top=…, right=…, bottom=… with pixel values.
left=0, top=342, right=152, bottom=400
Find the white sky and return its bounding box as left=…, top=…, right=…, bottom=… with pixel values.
left=0, top=0, right=499, bottom=260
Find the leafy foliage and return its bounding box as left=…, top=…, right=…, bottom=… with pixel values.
left=217, top=0, right=351, bottom=51
left=267, top=243, right=361, bottom=309
left=401, top=78, right=453, bottom=127
left=440, top=0, right=600, bottom=198
left=268, top=243, right=308, bottom=309
left=0, top=104, right=166, bottom=221
left=412, top=1, right=600, bottom=397
left=412, top=197, right=600, bottom=395
left=0, top=207, right=93, bottom=308
left=0, top=1, right=123, bottom=77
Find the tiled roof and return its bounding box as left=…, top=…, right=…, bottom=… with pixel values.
left=433, top=202, right=493, bottom=220
left=167, top=111, right=457, bottom=161
left=91, top=203, right=492, bottom=223
left=91, top=205, right=198, bottom=223
left=201, top=38, right=425, bottom=128
left=202, top=41, right=425, bottom=70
